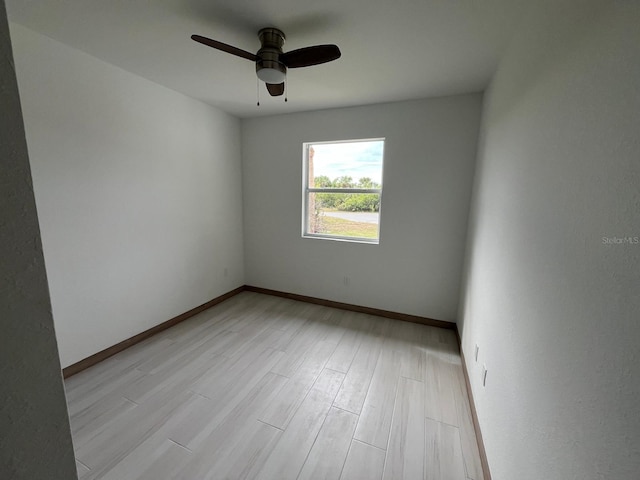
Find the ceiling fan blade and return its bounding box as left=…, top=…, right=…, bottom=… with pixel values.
left=191, top=34, right=257, bottom=61
left=266, top=82, right=285, bottom=96
left=280, top=44, right=341, bottom=68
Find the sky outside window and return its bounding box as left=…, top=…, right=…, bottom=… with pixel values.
left=311, top=140, right=384, bottom=185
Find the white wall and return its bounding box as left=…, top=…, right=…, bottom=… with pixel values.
left=458, top=2, right=640, bottom=479
left=242, top=96, right=481, bottom=320
left=10, top=24, right=245, bottom=368
left=0, top=2, right=76, bottom=478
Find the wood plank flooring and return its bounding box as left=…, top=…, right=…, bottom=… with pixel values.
left=65, top=291, right=483, bottom=480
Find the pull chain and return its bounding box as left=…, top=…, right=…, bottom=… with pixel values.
left=256, top=77, right=260, bottom=106
left=284, top=76, right=288, bottom=102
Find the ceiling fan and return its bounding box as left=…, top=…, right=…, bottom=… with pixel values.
left=191, top=28, right=341, bottom=97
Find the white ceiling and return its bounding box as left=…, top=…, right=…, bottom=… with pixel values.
left=6, top=0, right=529, bottom=118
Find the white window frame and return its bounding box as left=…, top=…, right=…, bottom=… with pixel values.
left=302, top=138, right=385, bottom=244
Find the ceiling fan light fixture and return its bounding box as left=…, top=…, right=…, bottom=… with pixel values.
left=256, top=52, right=287, bottom=84
left=256, top=66, right=286, bottom=84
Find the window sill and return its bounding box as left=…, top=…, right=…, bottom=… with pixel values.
left=302, top=233, right=379, bottom=245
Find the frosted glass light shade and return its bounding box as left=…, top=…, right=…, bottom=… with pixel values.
left=257, top=67, right=286, bottom=84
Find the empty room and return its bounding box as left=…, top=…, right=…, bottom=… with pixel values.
left=1, top=1, right=638, bottom=479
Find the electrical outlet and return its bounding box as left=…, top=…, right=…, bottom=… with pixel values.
left=481, top=364, right=488, bottom=387
left=474, top=344, right=479, bottom=362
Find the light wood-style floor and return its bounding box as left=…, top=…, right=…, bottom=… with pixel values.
left=65, top=292, right=484, bottom=480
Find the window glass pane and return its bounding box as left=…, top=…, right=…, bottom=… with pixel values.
left=308, top=192, right=380, bottom=240
left=309, top=141, right=384, bottom=189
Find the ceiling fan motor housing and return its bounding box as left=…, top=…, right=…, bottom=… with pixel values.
left=256, top=28, right=287, bottom=83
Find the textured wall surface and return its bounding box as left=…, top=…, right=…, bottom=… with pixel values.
left=243, top=95, right=481, bottom=321
left=10, top=24, right=245, bottom=368
left=458, top=1, right=640, bottom=479
left=0, top=2, right=77, bottom=478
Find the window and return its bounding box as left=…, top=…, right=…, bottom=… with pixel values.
left=303, top=139, right=385, bottom=243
